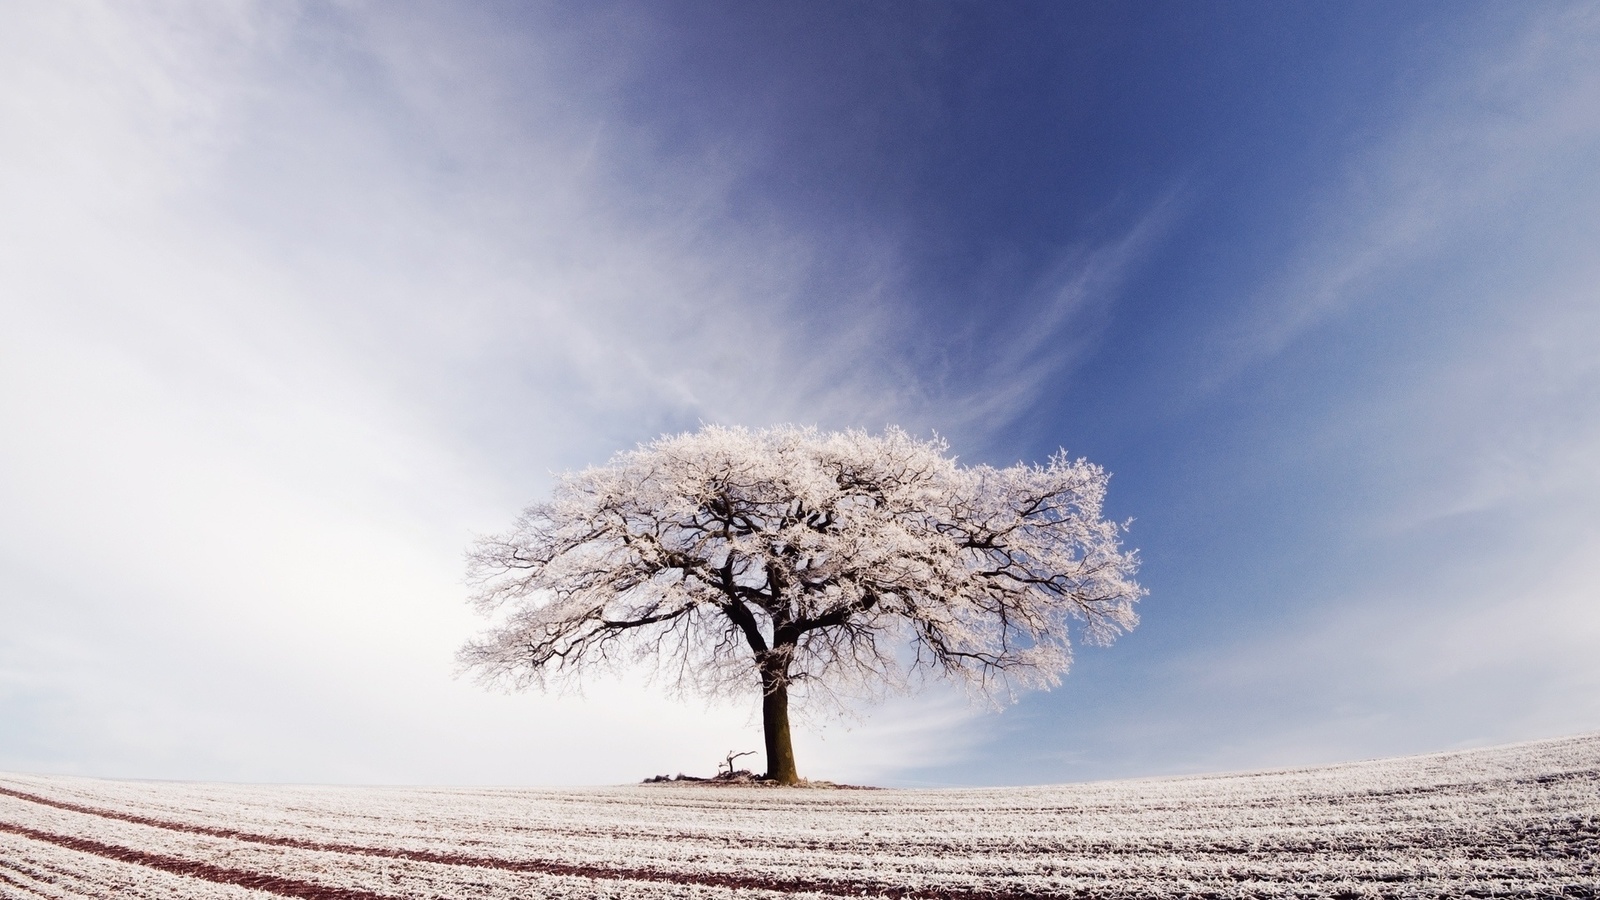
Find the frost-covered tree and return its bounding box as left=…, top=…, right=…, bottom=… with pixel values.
left=459, top=425, right=1143, bottom=784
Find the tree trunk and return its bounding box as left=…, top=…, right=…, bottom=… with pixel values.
left=759, top=659, right=800, bottom=785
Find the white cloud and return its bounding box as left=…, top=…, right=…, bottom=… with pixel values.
left=0, top=0, right=860, bottom=784
left=10, top=0, right=1589, bottom=789
left=3, top=0, right=1146, bottom=785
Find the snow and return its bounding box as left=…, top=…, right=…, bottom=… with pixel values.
left=2, top=732, right=1596, bottom=898
left=461, top=424, right=1143, bottom=707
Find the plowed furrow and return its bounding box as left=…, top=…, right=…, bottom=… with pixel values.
left=0, top=820, right=387, bottom=900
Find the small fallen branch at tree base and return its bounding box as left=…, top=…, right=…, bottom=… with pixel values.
left=640, top=749, right=879, bottom=787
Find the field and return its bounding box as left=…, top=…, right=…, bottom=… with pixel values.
left=2, top=734, right=1596, bottom=899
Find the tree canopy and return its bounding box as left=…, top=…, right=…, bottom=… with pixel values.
left=459, top=425, right=1143, bottom=783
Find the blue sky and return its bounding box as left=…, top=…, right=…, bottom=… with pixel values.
left=2, top=1, right=1597, bottom=787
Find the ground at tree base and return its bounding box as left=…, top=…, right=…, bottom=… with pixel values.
left=1, top=732, right=1597, bottom=899
left=641, top=769, right=878, bottom=789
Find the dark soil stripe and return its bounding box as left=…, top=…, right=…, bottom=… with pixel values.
left=0, top=863, right=51, bottom=896
left=0, top=785, right=1072, bottom=899
left=0, top=819, right=393, bottom=900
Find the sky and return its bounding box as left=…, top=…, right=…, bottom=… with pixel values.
left=2, top=1, right=1597, bottom=788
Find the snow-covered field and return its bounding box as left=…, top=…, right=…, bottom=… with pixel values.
left=2, top=734, right=1596, bottom=899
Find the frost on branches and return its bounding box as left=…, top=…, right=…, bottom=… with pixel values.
left=459, top=425, right=1143, bottom=784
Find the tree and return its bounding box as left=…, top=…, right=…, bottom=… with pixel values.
left=458, top=425, right=1143, bottom=784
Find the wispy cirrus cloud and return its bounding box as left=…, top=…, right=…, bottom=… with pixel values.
left=0, top=1, right=1148, bottom=784
left=1213, top=5, right=1600, bottom=384
left=1063, top=2, right=1600, bottom=777
left=9, top=1, right=1590, bottom=790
